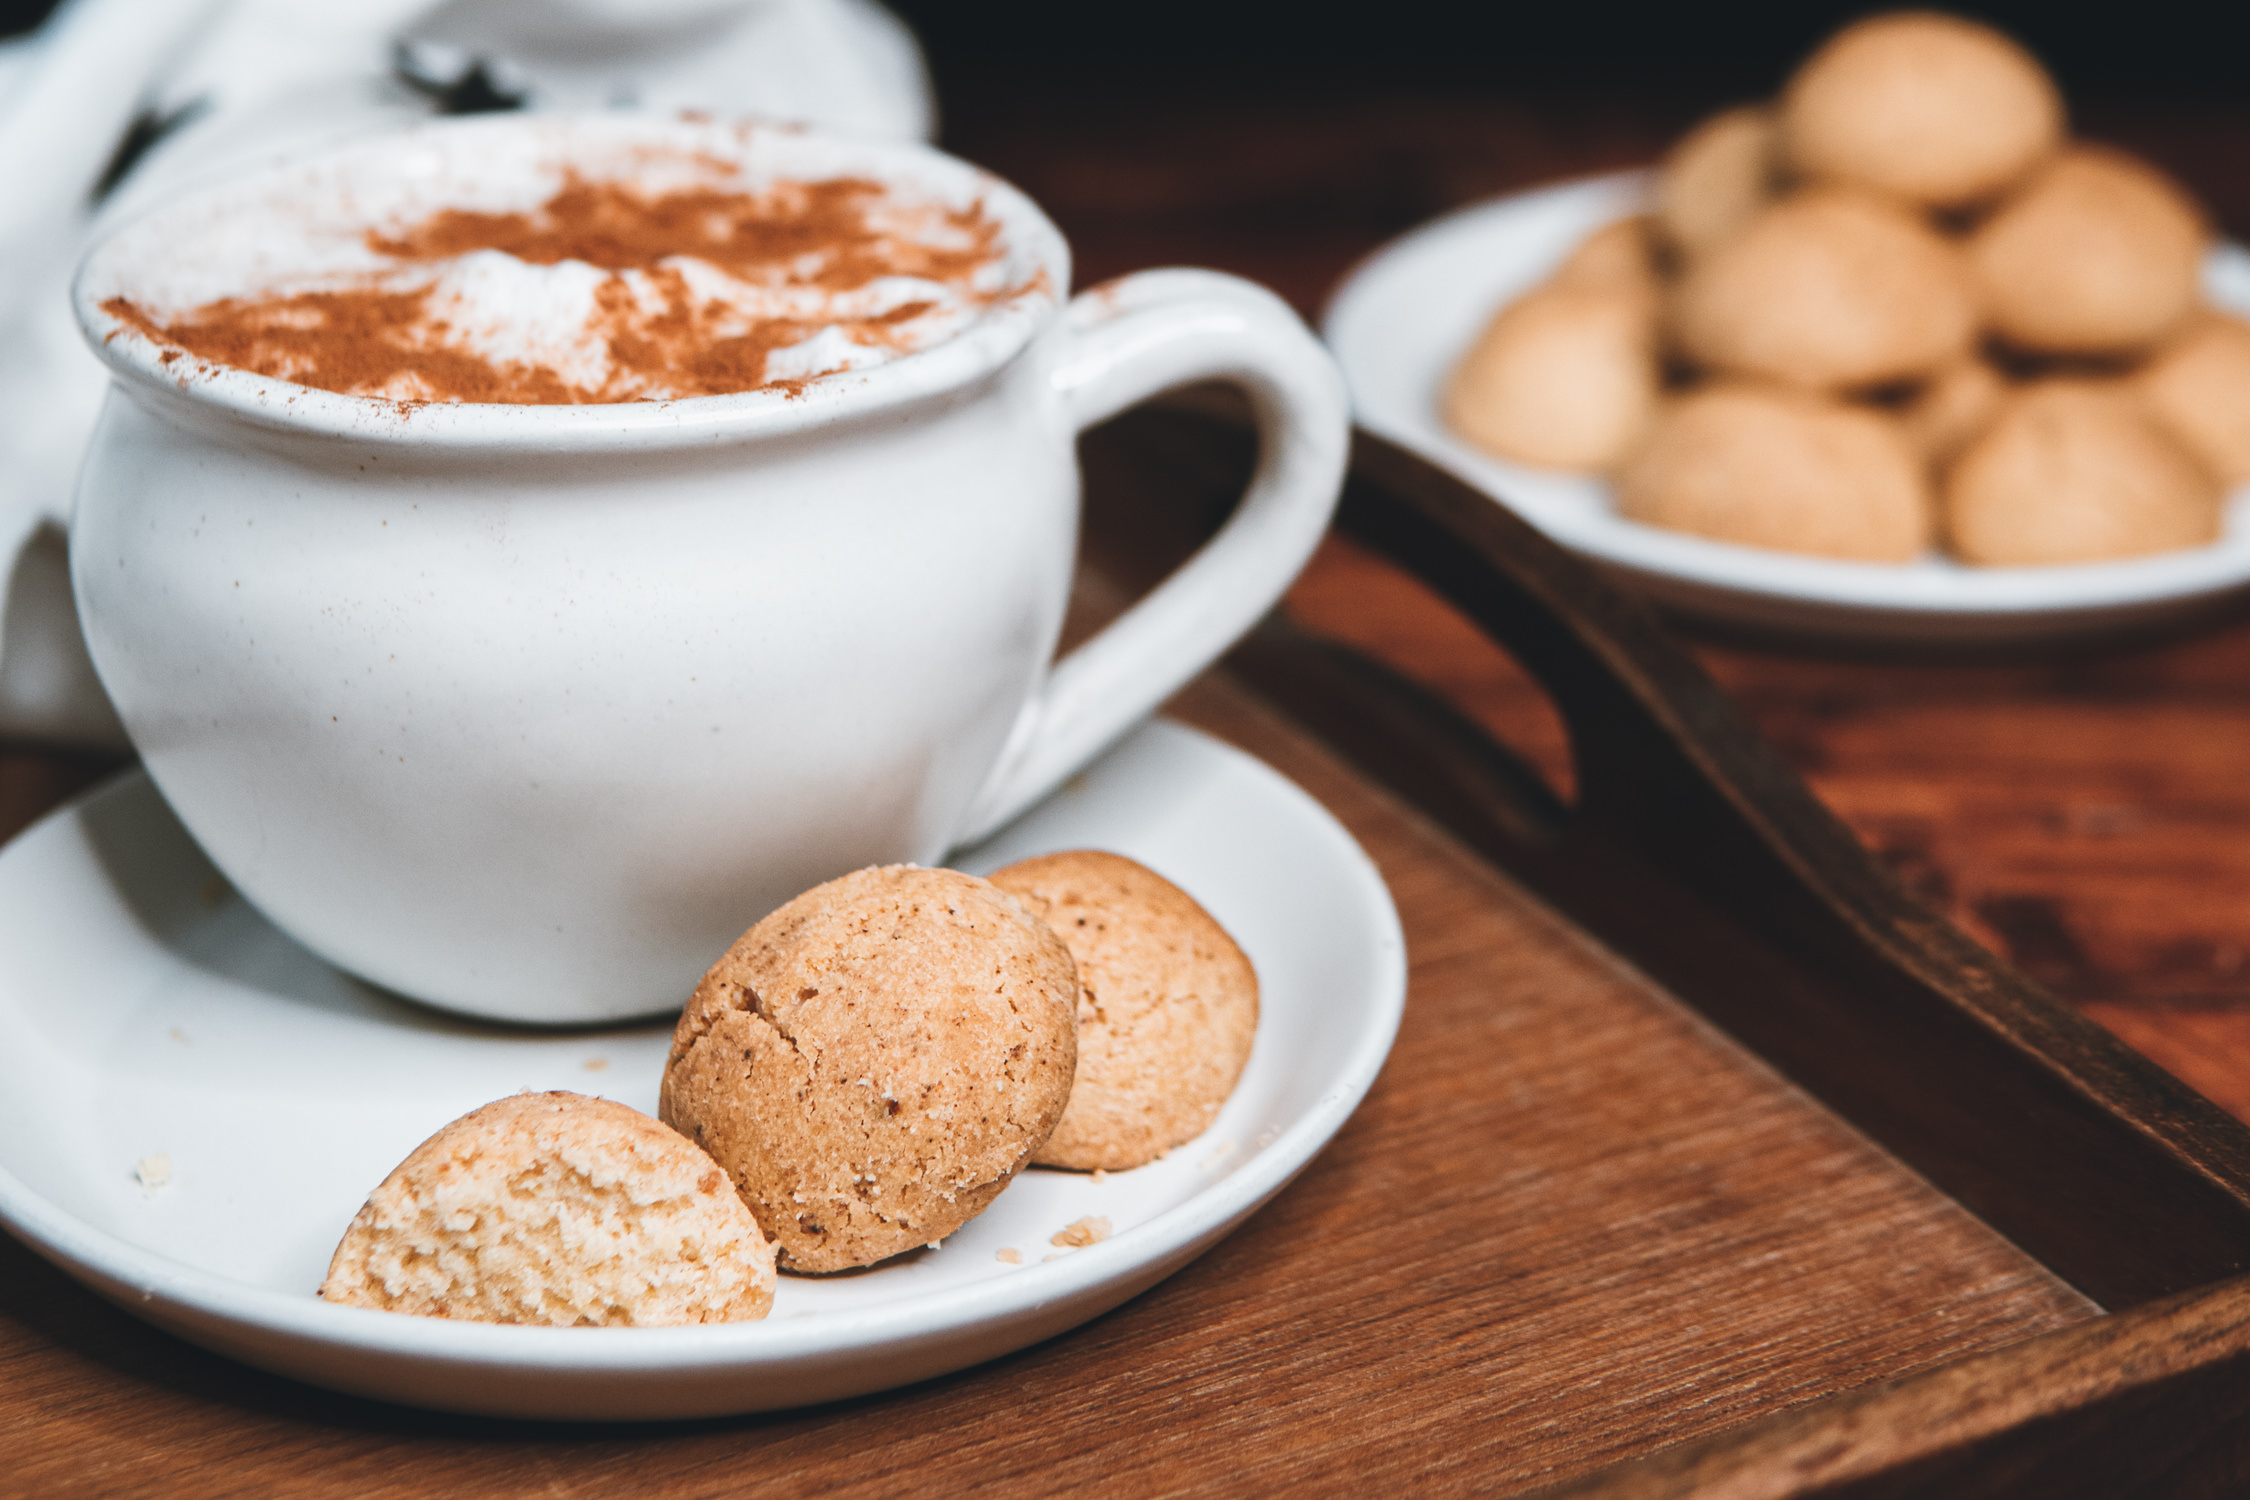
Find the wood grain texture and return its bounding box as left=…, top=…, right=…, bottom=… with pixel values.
left=1288, top=538, right=2250, bottom=1125
left=1532, top=1274, right=2250, bottom=1500
left=0, top=675, right=2094, bottom=1497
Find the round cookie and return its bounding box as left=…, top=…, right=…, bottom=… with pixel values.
left=1444, top=282, right=1660, bottom=472
left=1944, top=379, right=2222, bottom=566
left=1655, top=107, right=1779, bottom=260
left=1780, top=12, right=2063, bottom=209
left=1967, top=146, right=2208, bottom=358
left=320, top=1091, right=775, bottom=1326
left=989, top=850, right=1257, bottom=1172
left=659, top=865, right=1077, bottom=1273
left=1899, top=356, right=2009, bottom=465
left=1670, top=187, right=1976, bottom=391
left=1616, top=383, right=1932, bottom=562
left=2138, top=312, right=2250, bottom=486
left=1552, top=215, right=1663, bottom=304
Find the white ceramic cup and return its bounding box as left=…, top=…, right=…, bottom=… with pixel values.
left=69, top=115, right=1348, bottom=1024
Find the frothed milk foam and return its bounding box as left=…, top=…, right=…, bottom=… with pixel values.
left=99, top=125, right=1037, bottom=405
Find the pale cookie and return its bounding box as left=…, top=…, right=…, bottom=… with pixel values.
left=1656, top=106, right=1780, bottom=260
left=1968, top=146, right=2208, bottom=358
left=1781, top=12, right=2063, bottom=209
left=1670, top=187, right=1975, bottom=391
left=1898, top=356, right=2009, bottom=465
left=990, top=851, right=1257, bottom=1172
left=1945, top=379, right=2222, bottom=566
left=2139, top=312, right=2250, bottom=486
left=1444, top=283, right=1660, bottom=472
left=660, top=865, right=1077, bottom=1273
left=1551, top=215, right=1663, bottom=305
left=1616, top=383, right=1932, bottom=562
left=320, top=1091, right=775, bottom=1326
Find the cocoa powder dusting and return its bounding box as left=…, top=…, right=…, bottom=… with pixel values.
left=106, top=289, right=579, bottom=404
left=108, top=175, right=1009, bottom=405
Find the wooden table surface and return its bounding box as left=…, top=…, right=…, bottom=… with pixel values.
left=6, top=62, right=2250, bottom=1495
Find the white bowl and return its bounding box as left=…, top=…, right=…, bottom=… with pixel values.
left=1324, top=172, right=2250, bottom=645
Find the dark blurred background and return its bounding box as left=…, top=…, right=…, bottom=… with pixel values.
left=884, top=2, right=2250, bottom=91
left=9, top=2, right=2247, bottom=93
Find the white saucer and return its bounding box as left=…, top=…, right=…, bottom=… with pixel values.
left=1323, top=172, right=2250, bottom=645
left=0, top=719, right=1404, bottom=1421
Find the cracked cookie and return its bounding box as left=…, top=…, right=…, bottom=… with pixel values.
left=990, top=850, right=1258, bottom=1172
left=319, top=1090, right=776, bottom=1325
left=659, top=865, right=1078, bottom=1273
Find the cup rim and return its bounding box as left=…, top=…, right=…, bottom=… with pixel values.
left=71, top=113, right=1071, bottom=454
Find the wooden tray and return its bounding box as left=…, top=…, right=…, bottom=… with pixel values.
left=7, top=408, right=2250, bottom=1496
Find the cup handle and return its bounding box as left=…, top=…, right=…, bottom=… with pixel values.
left=955, top=268, right=1350, bottom=845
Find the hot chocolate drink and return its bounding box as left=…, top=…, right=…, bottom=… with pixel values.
left=97, top=127, right=1031, bottom=406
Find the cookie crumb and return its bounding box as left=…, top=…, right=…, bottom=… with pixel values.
left=1043, top=1254, right=1059, bottom=1263
left=583, top=1058, right=609, bottom=1073
left=1255, top=1127, right=1278, bottom=1148
left=996, top=1248, right=1022, bottom=1264
left=1051, top=1216, right=1111, bottom=1249
left=1200, top=1140, right=1236, bottom=1170
left=1091, top=1169, right=1109, bottom=1184
left=168, top=1027, right=190, bottom=1046
left=134, top=1153, right=172, bottom=1193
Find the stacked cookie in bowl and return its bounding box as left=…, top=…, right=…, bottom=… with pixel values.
left=1447, top=11, right=2249, bottom=567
